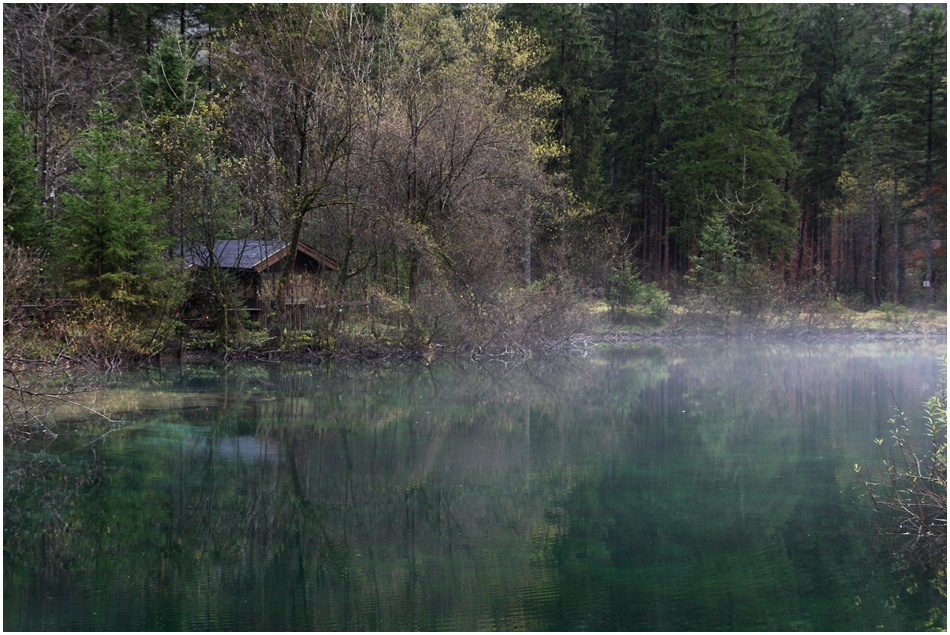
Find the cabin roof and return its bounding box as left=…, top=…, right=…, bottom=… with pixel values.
left=173, top=240, right=338, bottom=271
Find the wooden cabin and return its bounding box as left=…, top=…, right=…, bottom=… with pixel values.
left=173, top=240, right=338, bottom=322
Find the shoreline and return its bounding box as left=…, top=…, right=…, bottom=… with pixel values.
left=5, top=310, right=946, bottom=372
left=165, top=325, right=946, bottom=366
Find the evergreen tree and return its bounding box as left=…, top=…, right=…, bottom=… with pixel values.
left=789, top=4, right=885, bottom=281
left=3, top=84, right=43, bottom=246
left=140, top=33, right=201, bottom=117
left=688, top=208, right=739, bottom=291
left=838, top=115, right=894, bottom=306
left=590, top=4, right=678, bottom=274
left=55, top=102, right=168, bottom=304
left=667, top=4, right=802, bottom=266
left=503, top=4, right=611, bottom=205
left=873, top=7, right=946, bottom=304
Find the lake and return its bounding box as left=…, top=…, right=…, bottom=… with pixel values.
left=4, top=339, right=945, bottom=631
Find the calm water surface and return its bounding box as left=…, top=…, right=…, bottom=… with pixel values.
left=4, top=339, right=945, bottom=631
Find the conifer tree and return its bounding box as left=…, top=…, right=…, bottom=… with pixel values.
left=667, top=4, right=801, bottom=267
left=55, top=102, right=168, bottom=304
left=789, top=4, right=887, bottom=281
left=590, top=4, right=677, bottom=273
left=873, top=7, right=947, bottom=304
left=3, top=84, right=43, bottom=246
left=503, top=3, right=611, bottom=205
left=140, top=33, right=201, bottom=117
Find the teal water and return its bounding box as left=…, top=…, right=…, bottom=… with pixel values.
left=4, top=340, right=945, bottom=631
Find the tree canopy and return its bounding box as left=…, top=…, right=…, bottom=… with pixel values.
left=2, top=3, right=946, bottom=356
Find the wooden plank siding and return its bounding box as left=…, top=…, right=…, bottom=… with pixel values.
left=173, top=241, right=339, bottom=326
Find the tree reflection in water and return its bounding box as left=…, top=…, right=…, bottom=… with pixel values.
left=4, top=340, right=944, bottom=630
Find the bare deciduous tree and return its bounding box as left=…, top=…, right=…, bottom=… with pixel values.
left=215, top=5, right=374, bottom=319
left=3, top=4, right=134, bottom=208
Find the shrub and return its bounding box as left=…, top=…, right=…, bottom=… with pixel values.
left=859, top=361, right=947, bottom=594
left=434, top=275, right=585, bottom=355
left=38, top=298, right=182, bottom=366
left=3, top=242, right=45, bottom=356
left=607, top=262, right=670, bottom=320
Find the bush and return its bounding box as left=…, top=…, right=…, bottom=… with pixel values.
left=607, top=262, right=670, bottom=320
left=3, top=242, right=45, bottom=356
left=431, top=275, right=585, bottom=355
left=61, top=299, right=170, bottom=364
left=859, top=360, right=947, bottom=626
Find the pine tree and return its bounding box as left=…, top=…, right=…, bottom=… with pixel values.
left=140, top=33, right=201, bottom=117
left=3, top=84, right=43, bottom=246
left=790, top=4, right=911, bottom=289
left=55, top=102, right=167, bottom=303
left=667, top=4, right=801, bottom=266
left=873, top=7, right=947, bottom=304
left=503, top=4, right=611, bottom=205
left=590, top=4, right=678, bottom=274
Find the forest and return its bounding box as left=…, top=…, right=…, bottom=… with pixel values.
left=3, top=3, right=947, bottom=360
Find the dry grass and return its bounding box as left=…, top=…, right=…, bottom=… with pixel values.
left=577, top=298, right=947, bottom=339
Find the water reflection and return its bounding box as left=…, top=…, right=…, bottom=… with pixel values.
left=4, top=340, right=943, bottom=630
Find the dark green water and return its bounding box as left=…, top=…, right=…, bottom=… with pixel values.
left=4, top=340, right=945, bottom=631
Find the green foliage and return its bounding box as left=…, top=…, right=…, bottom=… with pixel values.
left=878, top=302, right=909, bottom=322
left=140, top=33, right=201, bottom=116
left=793, top=3, right=894, bottom=189
left=49, top=101, right=185, bottom=358
left=503, top=3, right=611, bottom=204
left=589, top=5, right=674, bottom=237
left=861, top=361, right=947, bottom=594
left=3, top=4, right=946, bottom=358
left=867, top=7, right=946, bottom=305
left=55, top=102, right=165, bottom=301
left=860, top=360, right=947, bottom=630
left=607, top=261, right=669, bottom=319
left=3, top=83, right=43, bottom=246
left=872, top=7, right=947, bottom=183
left=668, top=4, right=801, bottom=263
left=686, top=213, right=799, bottom=321
left=688, top=211, right=739, bottom=291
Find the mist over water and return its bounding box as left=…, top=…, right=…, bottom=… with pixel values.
left=5, top=339, right=944, bottom=631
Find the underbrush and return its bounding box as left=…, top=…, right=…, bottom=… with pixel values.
left=318, top=277, right=587, bottom=357
left=585, top=280, right=946, bottom=338
left=857, top=361, right=947, bottom=630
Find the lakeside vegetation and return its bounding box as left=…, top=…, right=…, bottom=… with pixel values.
left=859, top=361, right=947, bottom=631
left=3, top=4, right=946, bottom=367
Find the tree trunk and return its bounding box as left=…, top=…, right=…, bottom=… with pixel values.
left=923, top=59, right=935, bottom=305
left=335, top=233, right=355, bottom=294
left=869, top=140, right=879, bottom=307
left=892, top=178, right=903, bottom=304
left=274, top=208, right=305, bottom=331
left=524, top=207, right=533, bottom=286
left=408, top=253, right=419, bottom=303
